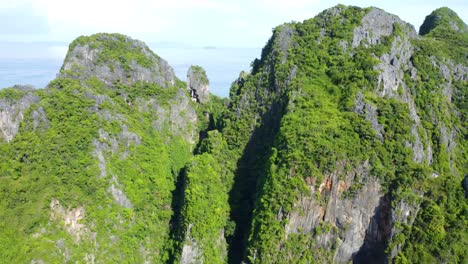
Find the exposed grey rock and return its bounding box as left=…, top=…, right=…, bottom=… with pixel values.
left=405, top=125, right=426, bottom=163
left=375, top=36, right=414, bottom=96
left=354, top=92, right=384, bottom=141
left=170, top=90, right=198, bottom=144
left=284, top=161, right=383, bottom=263
left=339, top=40, right=348, bottom=51
left=435, top=60, right=468, bottom=102
left=353, top=8, right=417, bottom=48
left=92, top=124, right=141, bottom=179
left=108, top=177, right=133, bottom=208
left=181, top=224, right=202, bottom=264
left=371, top=31, right=435, bottom=164
left=356, top=191, right=422, bottom=262
left=30, top=107, right=49, bottom=130
left=321, top=5, right=344, bottom=19
left=50, top=198, right=89, bottom=242
left=439, top=125, right=458, bottom=173
left=60, top=34, right=176, bottom=88
left=286, top=65, right=298, bottom=87
left=0, top=93, right=40, bottom=142
left=56, top=238, right=70, bottom=262
left=453, top=63, right=468, bottom=81
left=143, top=90, right=198, bottom=144
left=92, top=128, right=117, bottom=178
left=84, top=253, right=95, bottom=264
left=187, top=65, right=210, bottom=104
left=365, top=103, right=384, bottom=141
left=276, top=24, right=295, bottom=64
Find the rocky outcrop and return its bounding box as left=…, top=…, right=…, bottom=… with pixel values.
left=374, top=36, right=415, bottom=96
left=108, top=176, right=133, bottom=209
left=285, top=161, right=383, bottom=263
left=50, top=199, right=90, bottom=242
left=354, top=92, right=384, bottom=141
left=187, top=65, right=209, bottom=104
left=181, top=224, right=201, bottom=264
left=370, top=22, right=434, bottom=165
left=276, top=25, right=295, bottom=64
left=91, top=124, right=140, bottom=209
left=352, top=8, right=417, bottom=48
left=0, top=91, right=40, bottom=142
left=138, top=89, right=198, bottom=144
left=60, top=33, right=176, bottom=88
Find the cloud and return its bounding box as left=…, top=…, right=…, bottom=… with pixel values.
left=0, top=3, right=49, bottom=37
left=5, top=0, right=465, bottom=47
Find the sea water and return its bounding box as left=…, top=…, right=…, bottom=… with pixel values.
left=0, top=42, right=261, bottom=98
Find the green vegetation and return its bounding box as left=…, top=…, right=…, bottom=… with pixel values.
left=190, top=65, right=210, bottom=85
left=0, top=87, right=30, bottom=101
left=0, top=76, right=194, bottom=262
left=64, top=33, right=157, bottom=72
left=0, top=4, right=466, bottom=264
left=182, top=153, right=228, bottom=263
left=419, top=7, right=466, bottom=36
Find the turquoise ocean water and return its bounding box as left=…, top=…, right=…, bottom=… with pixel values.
left=0, top=42, right=261, bottom=97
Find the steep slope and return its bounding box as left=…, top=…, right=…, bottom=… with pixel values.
left=60, top=33, right=176, bottom=88
left=202, top=5, right=467, bottom=264
left=419, top=7, right=467, bottom=35
left=0, top=34, right=201, bottom=263
left=0, top=5, right=466, bottom=264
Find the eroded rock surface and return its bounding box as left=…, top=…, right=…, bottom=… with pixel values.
left=352, top=8, right=417, bottom=48
left=187, top=65, right=210, bottom=104
left=60, top=34, right=176, bottom=88
left=0, top=92, right=40, bottom=142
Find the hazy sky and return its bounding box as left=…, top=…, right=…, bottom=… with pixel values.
left=1, top=0, right=467, bottom=47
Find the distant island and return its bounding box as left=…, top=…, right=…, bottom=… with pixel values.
left=0, top=5, right=466, bottom=264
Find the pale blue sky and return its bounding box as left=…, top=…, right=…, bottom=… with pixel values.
left=0, top=0, right=466, bottom=47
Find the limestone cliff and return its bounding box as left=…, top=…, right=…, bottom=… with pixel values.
left=221, top=5, right=467, bottom=264
left=187, top=65, right=210, bottom=104
left=0, top=33, right=200, bottom=263
left=0, top=5, right=466, bottom=264
left=60, top=33, right=176, bottom=87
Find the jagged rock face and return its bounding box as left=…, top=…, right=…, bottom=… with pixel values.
left=285, top=162, right=382, bottom=263
left=371, top=32, right=434, bottom=165
left=181, top=224, right=202, bottom=264
left=241, top=5, right=467, bottom=264
left=0, top=33, right=200, bottom=263
left=276, top=24, right=295, bottom=64
left=352, top=8, right=417, bottom=48
left=0, top=91, right=41, bottom=142
left=355, top=92, right=384, bottom=141
left=138, top=89, right=198, bottom=144
left=50, top=199, right=90, bottom=242
left=60, top=33, right=176, bottom=88
left=187, top=65, right=210, bottom=104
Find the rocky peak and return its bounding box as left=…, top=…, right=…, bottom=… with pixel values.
left=186, top=65, right=209, bottom=104
left=419, top=7, right=467, bottom=35
left=0, top=87, right=40, bottom=142
left=59, top=33, right=176, bottom=88
left=353, top=7, right=417, bottom=48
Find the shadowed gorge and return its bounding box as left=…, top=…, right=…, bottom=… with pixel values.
left=0, top=4, right=467, bottom=264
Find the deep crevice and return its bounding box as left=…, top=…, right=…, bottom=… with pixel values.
left=353, top=193, right=393, bottom=264
left=166, top=167, right=188, bottom=264
left=227, top=100, right=286, bottom=264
